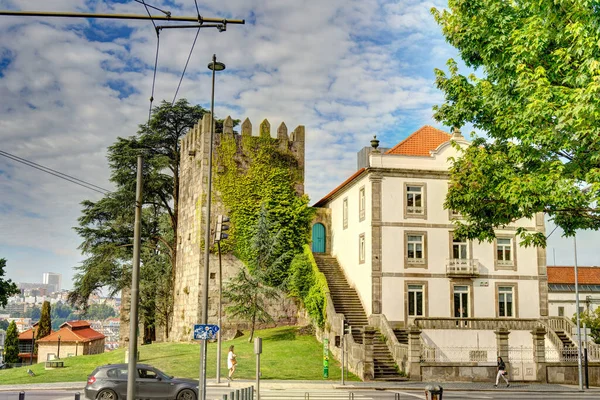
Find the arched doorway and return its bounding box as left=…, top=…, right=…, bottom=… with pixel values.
left=311, top=223, right=326, bottom=253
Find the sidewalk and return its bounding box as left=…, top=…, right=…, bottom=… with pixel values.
left=0, top=379, right=598, bottom=393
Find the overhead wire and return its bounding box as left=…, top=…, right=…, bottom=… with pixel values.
left=172, top=26, right=201, bottom=105
left=140, top=0, right=161, bottom=123
left=0, top=150, right=111, bottom=195
left=133, top=0, right=171, bottom=17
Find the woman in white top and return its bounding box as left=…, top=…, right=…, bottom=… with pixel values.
left=227, top=345, right=237, bottom=381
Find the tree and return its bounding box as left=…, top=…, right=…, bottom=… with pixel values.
left=431, top=1, right=600, bottom=245
left=82, top=304, right=116, bottom=320
left=574, top=309, right=600, bottom=345
left=69, top=99, right=209, bottom=339
left=4, top=320, right=19, bottom=364
left=223, top=268, right=279, bottom=343
left=0, top=258, right=19, bottom=308
left=223, top=206, right=282, bottom=342
left=36, top=301, right=51, bottom=353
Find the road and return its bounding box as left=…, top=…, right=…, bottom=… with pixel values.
left=0, top=388, right=598, bottom=400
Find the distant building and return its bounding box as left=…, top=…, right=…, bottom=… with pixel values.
left=9, top=317, right=32, bottom=332
left=36, top=321, right=105, bottom=362
left=42, top=272, right=62, bottom=293
left=547, top=266, right=600, bottom=318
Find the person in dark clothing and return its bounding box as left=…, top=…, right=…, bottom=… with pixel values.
left=495, top=356, right=510, bottom=387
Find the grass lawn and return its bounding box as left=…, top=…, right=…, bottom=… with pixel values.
left=0, top=326, right=359, bottom=385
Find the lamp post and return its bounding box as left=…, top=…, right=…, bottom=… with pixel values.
left=30, top=330, right=34, bottom=365
left=574, top=235, right=584, bottom=391
left=57, top=335, right=61, bottom=359
left=200, top=54, right=225, bottom=400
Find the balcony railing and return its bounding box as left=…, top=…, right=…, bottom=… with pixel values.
left=446, top=258, right=479, bottom=276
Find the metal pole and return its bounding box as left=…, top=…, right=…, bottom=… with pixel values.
left=216, top=241, right=223, bottom=383
left=30, top=330, right=34, bottom=365
left=200, top=54, right=219, bottom=400
left=584, top=323, right=589, bottom=389
left=57, top=336, right=61, bottom=359
left=127, top=155, right=144, bottom=400
left=0, top=10, right=244, bottom=24
left=574, top=235, right=584, bottom=391
left=341, top=335, right=345, bottom=385
left=256, top=351, right=261, bottom=400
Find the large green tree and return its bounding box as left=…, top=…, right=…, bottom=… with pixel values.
left=4, top=320, right=19, bottom=364
left=0, top=258, right=19, bottom=308
left=69, top=99, right=208, bottom=339
left=432, top=0, right=600, bottom=245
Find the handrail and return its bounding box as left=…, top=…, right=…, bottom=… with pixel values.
left=369, top=314, right=409, bottom=372
left=414, top=317, right=541, bottom=330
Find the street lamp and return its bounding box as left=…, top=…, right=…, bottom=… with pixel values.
left=574, top=235, right=584, bottom=391
left=200, top=54, right=225, bottom=400
left=57, top=335, right=61, bottom=359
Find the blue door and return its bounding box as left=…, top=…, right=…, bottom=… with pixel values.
left=312, top=223, right=326, bottom=253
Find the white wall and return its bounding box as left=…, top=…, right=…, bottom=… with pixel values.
left=548, top=291, right=599, bottom=318
left=328, top=173, right=372, bottom=314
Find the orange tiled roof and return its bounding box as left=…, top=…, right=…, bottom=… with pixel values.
left=547, top=266, right=600, bottom=285
left=313, top=168, right=366, bottom=207
left=385, top=125, right=451, bottom=157
left=61, top=320, right=91, bottom=329
left=37, top=326, right=105, bottom=343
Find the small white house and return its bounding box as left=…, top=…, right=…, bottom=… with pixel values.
left=548, top=266, right=600, bottom=318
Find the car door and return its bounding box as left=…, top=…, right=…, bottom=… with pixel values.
left=137, top=367, right=175, bottom=399
left=105, top=367, right=128, bottom=398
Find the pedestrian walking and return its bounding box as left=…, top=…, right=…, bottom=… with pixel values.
left=227, top=345, right=237, bottom=381
left=495, top=356, right=510, bottom=388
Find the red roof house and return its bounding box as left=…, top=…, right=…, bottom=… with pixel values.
left=35, top=320, right=105, bottom=363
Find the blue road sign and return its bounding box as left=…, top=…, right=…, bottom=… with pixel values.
left=193, top=324, right=220, bottom=340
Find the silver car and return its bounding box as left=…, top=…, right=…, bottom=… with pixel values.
left=85, top=363, right=198, bottom=400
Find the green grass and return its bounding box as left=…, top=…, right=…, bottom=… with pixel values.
left=0, top=326, right=358, bottom=385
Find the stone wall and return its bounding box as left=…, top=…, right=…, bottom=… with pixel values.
left=546, top=363, right=600, bottom=387
left=170, top=114, right=306, bottom=341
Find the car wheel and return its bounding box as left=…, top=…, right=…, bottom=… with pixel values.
left=97, top=389, right=118, bottom=400
left=177, top=389, right=196, bottom=400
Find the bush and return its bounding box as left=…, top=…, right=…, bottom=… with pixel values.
left=288, top=246, right=328, bottom=328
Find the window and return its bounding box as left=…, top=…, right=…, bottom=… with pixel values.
left=497, top=238, right=513, bottom=266
left=359, top=187, right=365, bottom=221
left=343, top=198, right=348, bottom=229
left=138, top=368, right=159, bottom=379
left=558, top=306, right=564, bottom=317
left=408, top=284, right=424, bottom=317
left=452, top=237, right=468, bottom=260
left=359, top=233, right=365, bottom=264
left=453, top=285, right=470, bottom=318
left=407, top=234, right=425, bottom=264
left=404, top=183, right=426, bottom=219
left=495, top=236, right=517, bottom=270
left=498, top=286, right=514, bottom=317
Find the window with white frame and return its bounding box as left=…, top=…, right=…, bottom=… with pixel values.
left=558, top=306, right=564, bottom=317
left=406, top=185, right=424, bottom=216
left=497, top=238, right=513, bottom=266
left=498, top=286, right=514, bottom=317
left=359, top=233, right=365, bottom=264
left=452, top=237, right=468, bottom=260
left=359, top=187, right=365, bottom=221
left=408, top=284, right=424, bottom=317
left=407, top=234, right=425, bottom=264
left=343, top=197, right=348, bottom=229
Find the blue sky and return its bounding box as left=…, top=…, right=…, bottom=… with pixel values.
left=0, top=0, right=598, bottom=290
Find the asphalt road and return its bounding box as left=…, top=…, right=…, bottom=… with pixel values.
left=0, top=388, right=599, bottom=400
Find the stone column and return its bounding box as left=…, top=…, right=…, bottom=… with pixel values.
left=408, top=325, right=422, bottom=381
left=495, top=328, right=510, bottom=380
left=362, top=327, right=375, bottom=381
left=532, top=326, right=547, bottom=383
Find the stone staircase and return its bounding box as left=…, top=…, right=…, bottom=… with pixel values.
left=393, top=328, right=409, bottom=345
left=314, top=254, right=403, bottom=380
left=555, top=330, right=576, bottom=348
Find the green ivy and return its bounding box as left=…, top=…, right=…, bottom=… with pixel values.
left=288, top=246, right=328, bottom=328
left=213, top=133, right=314, bottom=288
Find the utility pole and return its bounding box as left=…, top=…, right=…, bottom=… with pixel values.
left=574, top=235, right=584, bottom=391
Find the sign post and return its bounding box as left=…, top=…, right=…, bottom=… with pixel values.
left=323, top=338, right=329, bottom=379
left=254, top=338, right=262, bottom=400
left=193, top=324, right=220, bottom=394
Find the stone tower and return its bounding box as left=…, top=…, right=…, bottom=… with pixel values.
left=169, top=113, right=306, bottom=341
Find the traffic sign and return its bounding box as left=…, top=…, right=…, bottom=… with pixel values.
left=193, top=324, right=220, bottom=340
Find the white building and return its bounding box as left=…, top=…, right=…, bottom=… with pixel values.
left=42, top=272, right=62, bottom=293
left=548, top=266, right=600, bottom=318
left=313, top=126, right=553, bottom=381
